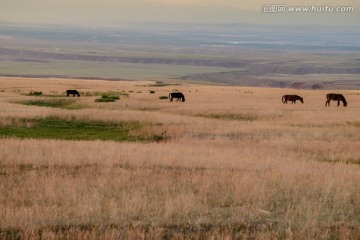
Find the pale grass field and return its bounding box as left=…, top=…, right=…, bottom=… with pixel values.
left=0, top=77, right=359, bottom=239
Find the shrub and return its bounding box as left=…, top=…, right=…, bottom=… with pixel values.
left=159, top=96, right=168, bottom=100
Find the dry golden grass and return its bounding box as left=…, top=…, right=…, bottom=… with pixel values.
left=0, top=77, right=359, bottom=239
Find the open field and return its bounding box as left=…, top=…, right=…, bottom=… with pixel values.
left=0, top=77, right=359, bottom=239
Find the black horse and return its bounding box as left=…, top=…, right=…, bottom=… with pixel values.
left=169, top=92, right=185, bottom=102
left=66, top=90, right=80, bottom=97
left=282, top=95, right=304, bottom=104
left=325, top=93, right=347, bottom=107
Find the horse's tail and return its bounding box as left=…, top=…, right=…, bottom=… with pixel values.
left=282, top=95, right=285, bottom=103
left=169, top=93, right=172, bottom=102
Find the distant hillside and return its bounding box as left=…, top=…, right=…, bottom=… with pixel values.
left=0, top=23, right=359, bottom=89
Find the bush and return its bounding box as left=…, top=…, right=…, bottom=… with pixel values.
left=159, top=96, right=168, bottom=100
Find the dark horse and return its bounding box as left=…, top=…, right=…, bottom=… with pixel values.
left=66, top=90, right=80, bottom=97
left=325, top=93, right=347, bottom=107
left=282, top=95, right=304, bottom=104
left=169, top=92, right=185, bottom=102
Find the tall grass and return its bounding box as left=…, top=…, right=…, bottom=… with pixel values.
left=0, top=77, right=359, bottom=239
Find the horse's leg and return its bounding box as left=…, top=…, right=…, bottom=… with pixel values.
left=337, top=100, right=340, bottom=106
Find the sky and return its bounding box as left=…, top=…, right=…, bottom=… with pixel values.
left=0, top=0, right=359, bottom=26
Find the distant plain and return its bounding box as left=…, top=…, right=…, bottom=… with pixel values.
left=1, top=23, right=360, bottom=89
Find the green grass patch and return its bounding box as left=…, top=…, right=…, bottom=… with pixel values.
left=0, top=117, right=156, bottom=142
left=197, top=113, right=257, bottom=121
left=95, top=94, right=120, bottom=102
left=28, top=90, right=43, bottom=96
left=347, top=121, right=360, bottom=128
left=21, top=99, right=83, bottom=110
left=85, top=91, right=129, bottom=97
left=318, top=157, right=360, bottom=165
left=147, top=83, right=181, bottom=87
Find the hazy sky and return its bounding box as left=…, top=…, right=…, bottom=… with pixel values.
left=0, top=0, right=359, bottom=26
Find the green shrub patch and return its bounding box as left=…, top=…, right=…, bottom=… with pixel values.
left=197, top=113, right=257, bottom=121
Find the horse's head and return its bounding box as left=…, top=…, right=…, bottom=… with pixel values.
left=341, top=95, right=347, bottom=107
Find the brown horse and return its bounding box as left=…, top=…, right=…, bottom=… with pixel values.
left=325, top=93, right=347, bottom=107
left=282, top=95, right=304, bottom=104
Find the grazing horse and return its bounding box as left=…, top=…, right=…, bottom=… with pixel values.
left=325, top=93, right=347, bottom=107
left=169, top=92, right=185, bottom=102
left=282, top=95, right=304, bottom=104
left=66, top=90, right=80, bottom=97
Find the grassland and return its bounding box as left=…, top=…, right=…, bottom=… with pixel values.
left=0, top=77, right=359, bottom=239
